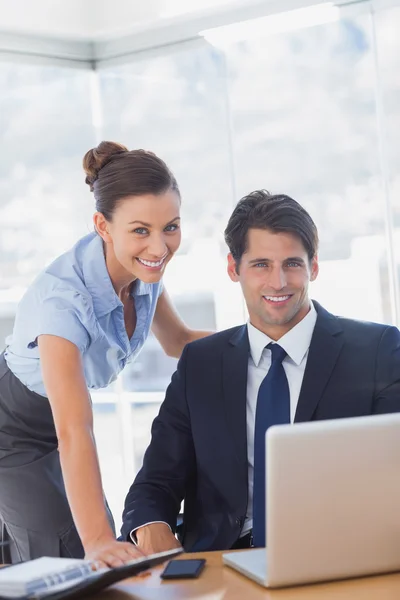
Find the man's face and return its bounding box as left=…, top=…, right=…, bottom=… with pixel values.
left=228, top=228, right=319, bottom=339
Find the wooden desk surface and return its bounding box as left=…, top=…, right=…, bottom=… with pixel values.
left=95, top=550, right=400, bottom=600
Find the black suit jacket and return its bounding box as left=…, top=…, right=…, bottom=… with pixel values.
left=121, top=301, right=400, bottom=551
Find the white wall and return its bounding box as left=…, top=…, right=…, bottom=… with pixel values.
left=0, top=0, right=350, bottom=41
left=0, top=0, right=232, bottom=39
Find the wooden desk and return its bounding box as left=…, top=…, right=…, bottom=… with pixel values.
left=95, top=551, right=400, bottom=600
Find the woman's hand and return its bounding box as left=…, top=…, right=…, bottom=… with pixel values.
left=85, top=536, right=145, bottom=569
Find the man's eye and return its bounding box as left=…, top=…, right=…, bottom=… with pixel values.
left=254, top=263, right=267, bottom=268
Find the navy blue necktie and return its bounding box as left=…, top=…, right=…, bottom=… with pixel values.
left=252, top=343, right=290, bottom=547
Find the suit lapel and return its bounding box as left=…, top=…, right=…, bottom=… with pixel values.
left=222, top=325, right=249, bottom=467
left=295, top=302, right=344, bottom=422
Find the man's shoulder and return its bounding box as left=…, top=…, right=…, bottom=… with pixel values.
left=315, top=301, right=399, bottom=343
left=185, top=325, right=246, bottom=354
left=340, top=317, right=400, bottom=350
left=337, top=315, right=391, bottom=333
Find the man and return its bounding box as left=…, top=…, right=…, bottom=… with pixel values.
left=121, top=190, right=400, bottom=554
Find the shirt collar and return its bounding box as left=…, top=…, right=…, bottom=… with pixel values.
left=132, top=279, right=153, bottom=297
left=247, top=301, right=317, bottom=367
left=81, top=233, right=151, bottom=318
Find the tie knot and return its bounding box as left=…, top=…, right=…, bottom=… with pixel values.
left=267, top=342, right=287, bottom=364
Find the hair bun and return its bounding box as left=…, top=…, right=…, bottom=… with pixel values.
left=83, top=141, right=128, bottom=191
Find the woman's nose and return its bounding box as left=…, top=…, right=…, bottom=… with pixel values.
left=147, top=234, right=167, bottom=258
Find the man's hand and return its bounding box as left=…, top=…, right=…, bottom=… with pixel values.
left=135, top=523, right=182, bottom=555
left=85, top=536, right=145, bottom=569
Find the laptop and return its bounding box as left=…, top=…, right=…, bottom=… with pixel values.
left=223, top=413, right=400, bottom=587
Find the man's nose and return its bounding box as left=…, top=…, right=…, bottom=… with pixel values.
left=269, top=267, right=287, bottom=290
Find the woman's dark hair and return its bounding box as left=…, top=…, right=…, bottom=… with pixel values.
left=83, top=141, right=180, bottom=220
left=224, top=190, right=319, bottom=268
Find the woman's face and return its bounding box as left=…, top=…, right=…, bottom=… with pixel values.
left=96, top=190, right=181, bottom=284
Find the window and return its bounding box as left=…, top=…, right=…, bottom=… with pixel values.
left=375, top=5, right=400, bottom=314
left=223, top=9, right=391, bottom=323
left=0, top=64, right=95, bottom=292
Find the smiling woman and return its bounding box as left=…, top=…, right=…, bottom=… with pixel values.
left=85, top=142, right=182, bottom=286
left=0, top=141, right=212, bottom=567
left=93, top=190, right=181, bottom=284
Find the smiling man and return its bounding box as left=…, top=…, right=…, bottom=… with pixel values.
left=121, top=190, right=400, bottom=554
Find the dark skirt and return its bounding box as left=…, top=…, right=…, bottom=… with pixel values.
left=0, top=353, right=115, bottom=563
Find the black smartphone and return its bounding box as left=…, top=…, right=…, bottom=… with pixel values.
left=160, top=558, right=206, bottom=580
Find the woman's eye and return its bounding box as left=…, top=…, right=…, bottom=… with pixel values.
left=165, top=224, right=180, bottom=232
left=133, top=228, right=148, bottom=235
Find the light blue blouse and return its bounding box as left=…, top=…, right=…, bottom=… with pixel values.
left=5, top=232, right=163, bottom=397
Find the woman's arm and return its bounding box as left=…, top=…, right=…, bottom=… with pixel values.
left=151, top=289, right=214, bottom=359
left=38, top=335, right=143, bottom=567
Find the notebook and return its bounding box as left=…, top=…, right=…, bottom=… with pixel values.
left=0, top=547, right=183, bottom=599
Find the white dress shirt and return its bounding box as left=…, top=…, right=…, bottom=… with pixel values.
left=242, top=302, right=318, bottom=535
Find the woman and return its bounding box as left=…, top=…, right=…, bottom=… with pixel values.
left=0, top=141, right=211, bottom=567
